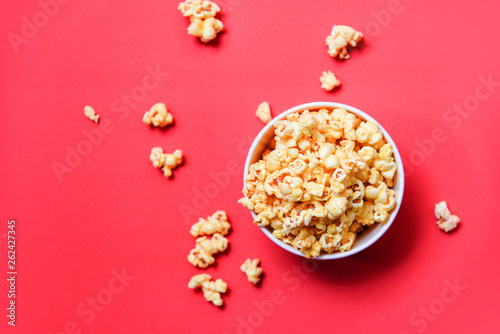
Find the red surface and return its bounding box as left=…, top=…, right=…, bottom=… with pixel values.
left=1, top=0, right=500, bottom=333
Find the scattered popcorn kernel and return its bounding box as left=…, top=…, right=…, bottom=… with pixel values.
left=256, top=102, right=272, bottom=124
left=325, top=25, right=363, bottom=59
left=241, top=258, right=263, bottom=285
left=239, top=107, right=398, bottom=257
left=84, top=105, right=99, bottom=123
left=149, top=148, right=183, bottom=178
left=435, top=201, right=460, bottom=232
left=188, top=17, right=223, bottom=43
left=187, top=233, right=228, bottom=268
left=188, top=274, right=227, bottom=307
left=320, top=70, right=341, bottom=91
left=143, top=103, right=173, bottom=128
left=437, top=215, right=460, bottom=232
left=179, top=0, right=223, bottom=43
left=434, top=201, right=451, bottom=221
left=190, top=210, right=231, bottom=237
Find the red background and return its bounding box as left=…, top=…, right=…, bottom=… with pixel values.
left=1, top=0, right=500, bottom=333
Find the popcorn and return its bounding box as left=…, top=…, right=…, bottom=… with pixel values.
left=256, top=102, right=272, bottom=124
left=379, top=143, right=394, bottom=162
left=190, top=210, right=231, bottom=237
left=292, top=228, right=321, bottom=258
left=182, top=0, right=220, bottom=19
left=373, top=159, right=397, bottom=180
left=325, top=194, right=348, bottom=220
left=240, top=258, right=263, bottom=285
left=320, top=70, right=341, bottom=91
left=435, top=201, right=460, bottom=232
left=179, top=0, right=223, bottom=43
left=239, top=107, right=398, bottom=257
left=84, top=105, right=99, bottom=123
left=187, top=233, right=228, bottom=268
left=143, top=103, right=173, bottom=128
left=435, top=201, right=451, bottom=221
left=188, top=274, right=227, bottom=307
left=150, top=148, right=183, bottom=177
left=188, top=17, right=223, bottom=43
left=437, top=215, right=460, bottom=232
left=356, top=121, right=383, bottom=145
left=325, top=25, right=363, bottom=59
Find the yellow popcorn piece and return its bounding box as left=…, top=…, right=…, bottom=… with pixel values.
left=292, top=228, right=321, bottom=258
left=437, top=215, right=460, bottom=232
left=143, top=102, right=173, bottom=128
left=435, top=201, right=460, bottom=232
left=149, top=148, right=183, bottom=178
left=356, top=121, right=383, bottom=145
left=320, top=70, right=341, bottom=91
left=241, top=258, right=263, bottom=285
left=179, top=0, right=223, bottom=43
left=188, top=274, right=227, bottom=307
left=84, top=105, right=99, bottom=124
left=255, top=102, right=272, bottom=124
left=179, top=0, right=220, bottom=19
left=190, top=210, right=231, bottom=237
left=187, top=233, right=228, bottom=268
left=239, top=107, right=398, bottom=257
left=325, top=25, right=363, bottom=60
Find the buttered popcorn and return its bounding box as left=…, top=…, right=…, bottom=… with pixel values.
left=84, top=105, right=99, bottom=123
left=435, top=201, right=460, bottom=232
left=187, top=233, right=228, bottom=268
left=188, top=274, right=227, bottom=306
left=143, top=103, right=173, bottom=128
left=150, top=148, right=183, bottom=177
left=238, top=107, right=398, bottom=258
left=178, top=0, right=223, bottom=43
left=190, top=210, right=231, bottom=237
left=320, top=70, right=341, bottom=91
left=256, top=102, right=272, bottom=124
left=241, top=258, right=263, bottom=285
left=326, top=25, right=363, bottom=60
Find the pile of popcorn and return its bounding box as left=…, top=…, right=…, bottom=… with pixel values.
left=178, top=0, right=223, bottom=43
left=238, top=107, right=398, bottom=258
left=187, top=211, right=263, bottom=306
left=187, top=211, right=231, bottom=268
left=188, top=274, right=227, bottom=307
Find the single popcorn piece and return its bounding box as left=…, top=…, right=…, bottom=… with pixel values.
left=190, top=210, right=231, bottom=237
left=179, top=0, right=220, bottom=18
left=240, top=258, right=263, bottom=285
left=150, top=148, right=183, bottom=178
left=239, top=107, right=398, bottom=257
left=188, top=17, right=223, bottom=43
left=434, top=201, right=451, bottom=221
left=320, top=71, right=341, bottom=91
left=187, top=233, right=228, bottom=268
left=188, top=274, right=227, bottom=307
left=256, top=102, right=272, bottom=124
left=435, top=201, right=460, bottom=232
left=84, top=105, right=99, bottom=123
left=325, top=25, right=363, bottom=59
left=178, top=0, right=223, bottom=43
left=143, top=103, right=173, bottom=128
